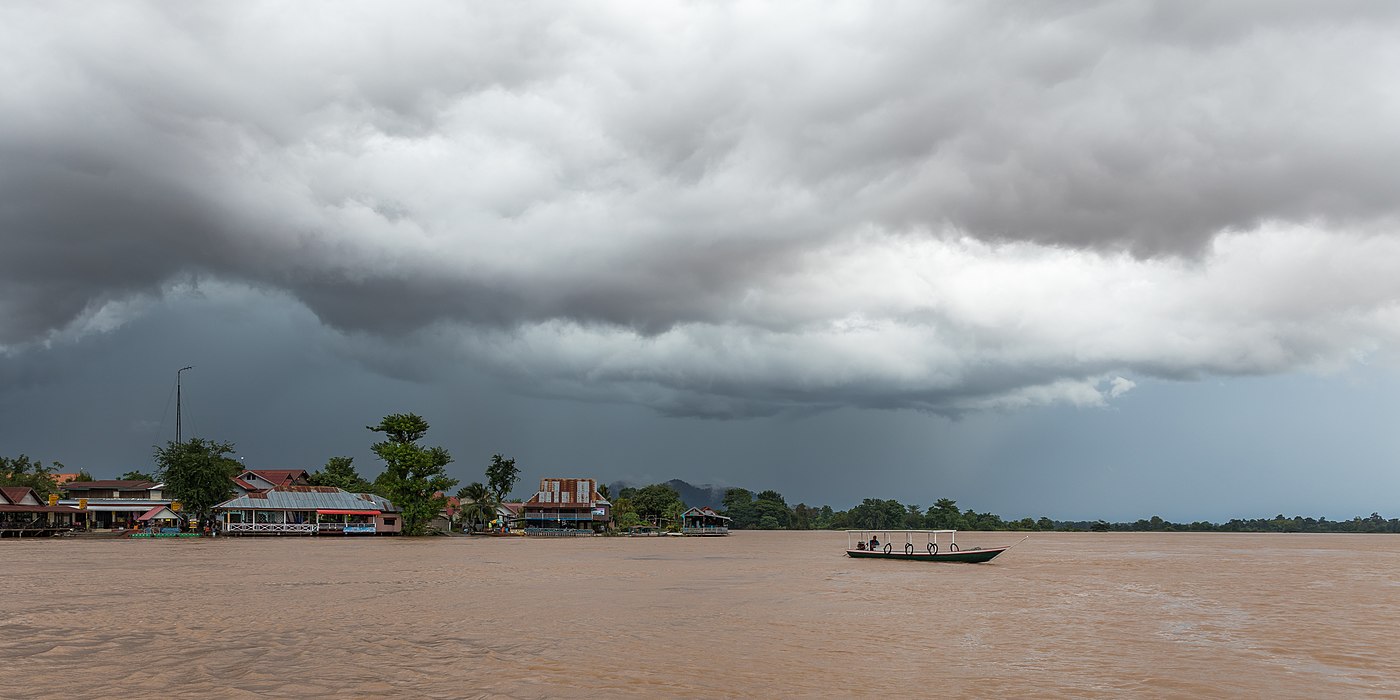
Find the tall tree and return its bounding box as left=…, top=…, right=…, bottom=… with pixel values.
left=722, top=487, right=756, bottom=529
left=368, top=413, right=458, bottom=536
left=925, top=498, right=964, bottom=530
left=120, top=470, right=156, bottom=481
left=751, top=489, right=793, bottom=529
left=485, top=454, right=519, bottom=504
left=73, top=469, right=96, bottom=482
left=0, top=455, right=62, bottom=498
left=154, top=439, right=240, bottom=529
left=308, top=456, right=373, bottom=492
left=792, top=503, right=813, bottom=530
left=633, top=483, right=684, bottom=525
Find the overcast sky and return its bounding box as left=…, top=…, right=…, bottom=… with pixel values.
left=3, top=2, right=1399, bottom=520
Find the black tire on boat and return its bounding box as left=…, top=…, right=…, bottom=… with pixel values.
left=949, top=543, right=959, bottom=552
left=883, top=543, right=892, bottom=554
left=905, top=542, right=913, bottom=555
left=927, top=542, right=938, bottom=555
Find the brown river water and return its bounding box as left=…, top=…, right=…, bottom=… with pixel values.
left=3, top=531, right=1398, bottom=698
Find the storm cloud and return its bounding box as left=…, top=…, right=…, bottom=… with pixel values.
left=4, top=1, right=1400, bottom=416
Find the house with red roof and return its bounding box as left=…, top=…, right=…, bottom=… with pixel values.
left=233, top=469, right=310, bottom=493
left=1, top=486, right=82, bottom=536
left=497, top=502, right=524, bottom=531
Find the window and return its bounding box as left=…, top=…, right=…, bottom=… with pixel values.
left=384, top=518, right=396, bottom=526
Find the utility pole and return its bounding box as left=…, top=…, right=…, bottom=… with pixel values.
left=176, top=366, right=194, bottom=443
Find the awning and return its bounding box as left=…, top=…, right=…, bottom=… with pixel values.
left=316, top=509, right=380, bottom=515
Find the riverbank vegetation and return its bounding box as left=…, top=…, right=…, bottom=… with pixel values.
left=10, top=443, right=1400, bottom=534
left=607, top=481, right=1400, bottom=534
left=0, top=455, right=66, bottom=498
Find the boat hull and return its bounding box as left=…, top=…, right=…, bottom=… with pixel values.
left=846, top=546, right=1009, bottom=563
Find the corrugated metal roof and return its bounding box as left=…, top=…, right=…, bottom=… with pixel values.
left=60, top=480, right=160, bottom=490
left=215, top=488, right=395, bottom=511
left=358, top=493, right=399, bottom=513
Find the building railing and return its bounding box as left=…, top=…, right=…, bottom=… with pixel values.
left=317, top=522, right=377, bottom=532
left=523, top=512, right=600, bottom=521
left=523, top=527, right=593, bottom=536
left=682, top=526, right=730, bottom=535
left=224, top=522, right=318, bottom=534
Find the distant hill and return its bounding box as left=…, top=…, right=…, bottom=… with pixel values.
left=607, top=479, right=730, bottom=509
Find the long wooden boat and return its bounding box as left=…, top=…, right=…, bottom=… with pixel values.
left=845, top=529, right=1021, bottom=563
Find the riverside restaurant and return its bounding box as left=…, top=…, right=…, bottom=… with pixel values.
left=680, top=506, right=732, bottom=536
left=213, top=486, right=401, bottom=535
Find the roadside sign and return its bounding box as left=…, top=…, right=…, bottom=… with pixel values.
left=78, top=498, right=88, bottom=510
left=48, top=494, right=59, bottom=506
left=171, top=501, right=182, bottom=512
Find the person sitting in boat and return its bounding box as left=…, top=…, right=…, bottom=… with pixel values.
left=869, top=535, right=879, bottom=550
left=856, top=540, right=866, bottom=550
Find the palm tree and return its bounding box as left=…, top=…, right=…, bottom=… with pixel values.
left=456, top=481, right=497, bottom=532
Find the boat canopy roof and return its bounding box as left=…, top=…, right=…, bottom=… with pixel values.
left=844, top=529, right=958, bottom=534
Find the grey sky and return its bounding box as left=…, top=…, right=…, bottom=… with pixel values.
left=3, top=2, right=1399, bottom=518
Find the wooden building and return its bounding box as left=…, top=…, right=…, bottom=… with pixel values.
left=0, top=487, right=82, bottom=537
left=521, top=478, right=611, bottom=534
left=57, top=480, right=169, bottom=530
left=213, top=486, right=401, bottom=535
left=681, top=506, right=732, bottom=536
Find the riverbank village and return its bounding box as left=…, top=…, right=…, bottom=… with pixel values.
left=0, top=471, right=716, bottom=538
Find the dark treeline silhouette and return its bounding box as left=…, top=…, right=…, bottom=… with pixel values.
left=614, top=480, right=1400, bottom=533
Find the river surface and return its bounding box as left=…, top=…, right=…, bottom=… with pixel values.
left=2, top=531, right=1398, bottom=698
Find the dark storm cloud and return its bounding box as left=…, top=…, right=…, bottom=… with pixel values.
left=4, top=1, right=1400, bottom=415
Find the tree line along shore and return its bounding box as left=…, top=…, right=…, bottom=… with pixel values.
left=5, top=411, right=1398, bottom=536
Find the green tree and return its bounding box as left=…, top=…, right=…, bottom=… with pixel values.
left=120, top=470, right=156, bottom=481
left=722, top=487, right=756, bottom=529
left=633, top=483, right=684, bottom=525
left=308, top=456, right=373, bottom=492
left=752, top=490, right=792, bottom=529
left=0, top=455, right=62, bottom=498
left=925, top=498, right=964, bottom=529
left=154, top=439, right=240, bottom=529
left=485, top=454, right=520, bottom=504
left=597, top=483, right=613, bottom=501
left=848, top=499, right=906, bottom=529
left=74, top=469, right=96, bottom=482
left=455, top=481, right=496, bottom=531
left=612, top=495, right=638, bottom=528
left=792, top=503, right=813, bottom=530
left=368, top=413, right=459, bottom=536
